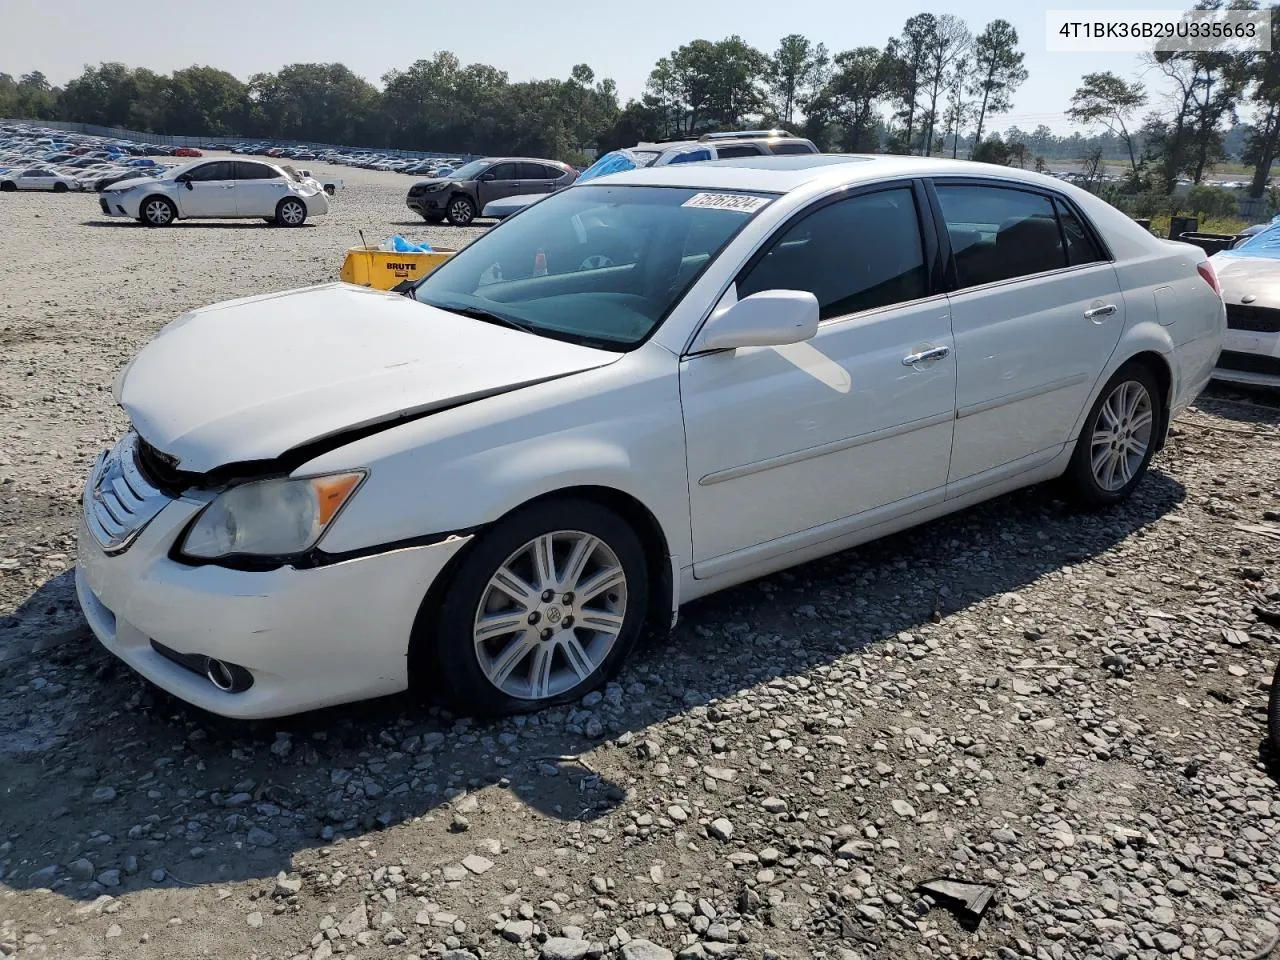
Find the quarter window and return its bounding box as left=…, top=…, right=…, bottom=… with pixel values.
left=935, top=184, right=1067, bottom=288
left=737, top=188, right=928, bottom=320
left=1054, top=198, right=1106, bottom=266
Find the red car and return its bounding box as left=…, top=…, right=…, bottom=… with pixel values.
left=174, top=147, right=203, bottom=157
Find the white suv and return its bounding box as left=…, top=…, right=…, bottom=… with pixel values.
left=98, top=158, right=330, bottom=227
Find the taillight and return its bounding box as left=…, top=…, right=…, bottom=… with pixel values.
left=1197, top=260, right=1222, bottom=297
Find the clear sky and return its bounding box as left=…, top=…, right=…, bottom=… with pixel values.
left=1, top=0, right=1213, bottom=134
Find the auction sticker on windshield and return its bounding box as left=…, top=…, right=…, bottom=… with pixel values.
left=681, top=193, right=771, bottom=213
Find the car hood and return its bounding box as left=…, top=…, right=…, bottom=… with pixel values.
left=412, top=178, right=455, bottom=190
left=1210, top=253, right=1280, bottom=304
left=104, top=175, right=156, bottom=191
left=118, top=283, right=621, bottom=474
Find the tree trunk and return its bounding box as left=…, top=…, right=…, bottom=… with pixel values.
left=970, top=85, right=991, bottom=158
left=1250, top=105, right=1280, bottom=198
left=1114, top=117, right=1138, bottom=174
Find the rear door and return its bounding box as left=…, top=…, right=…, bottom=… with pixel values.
left=519, top=162, right=563, bottom=195
left=233, top=161, right=288, bottom=216
left=932, top=179, right=1123, bottom=486
left=178, top=161, right=236, bottom=217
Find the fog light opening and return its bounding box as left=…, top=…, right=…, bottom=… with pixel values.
left=206, top=658, right=236, bottom=692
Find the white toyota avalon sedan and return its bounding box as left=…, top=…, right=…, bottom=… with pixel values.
left=76, top=155, right=1225, bottom=719
left=97, top=158, right=329, bottom=226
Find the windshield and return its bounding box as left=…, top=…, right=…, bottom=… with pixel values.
left=412, top=184, right=773, bottom=349
left=446, top=159, right=489, bottom=180
left=1231, top=225, right=1280, bottom=259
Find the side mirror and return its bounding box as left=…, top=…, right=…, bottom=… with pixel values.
left=184, top=179, right=194, bottom=190
left=694, top=289, right=820, bottom=352
left=478, top=172, right=496, bottom=182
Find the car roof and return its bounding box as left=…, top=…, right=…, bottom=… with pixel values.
left=593, top=154, right=1087, bottom=195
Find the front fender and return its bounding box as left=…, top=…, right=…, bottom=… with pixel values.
left=300, top=345, right=693, bottom=573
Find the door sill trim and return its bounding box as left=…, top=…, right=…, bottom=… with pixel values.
left=956, top=373, right=1088, bottom=420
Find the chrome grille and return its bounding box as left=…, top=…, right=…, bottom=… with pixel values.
left=83, top=432, right=172, bottom=554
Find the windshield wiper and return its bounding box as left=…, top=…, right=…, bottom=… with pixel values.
left=423, top=301, right=538, bottom=336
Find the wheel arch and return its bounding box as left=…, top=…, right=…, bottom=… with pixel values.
left=406, top=484, right=675, bottom=687
left=1070, top=323, right=1177, bottom=454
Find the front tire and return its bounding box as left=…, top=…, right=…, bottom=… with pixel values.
left=53, top=182, right=68, bottom=193
left=1065, top=362, right=1163, bottom=506
left=0, top=181, right=15, bottom=192
left=275, top=197, right=307, bottom=227
left=421, top=499, right=648, bottom=716
left=140, top=195, right=176, bottom=227
left=446, top=195, right=476, bottom=226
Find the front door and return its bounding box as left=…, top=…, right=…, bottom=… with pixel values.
left=178, top=160, right=236, bottom=218
left=477, top=162, right=522, bottom=208
left=931, top=181, right=1125, bottom=485
left=680, top=184, right=957, bottom=571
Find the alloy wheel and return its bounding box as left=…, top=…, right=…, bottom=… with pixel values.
left=143, top=199, right=172, bottom=225
left=280, top=200, right=305, bottom=226
left=473, top=530, right=627, bottom=701
left=1090, top=380, right=1154, bottom=492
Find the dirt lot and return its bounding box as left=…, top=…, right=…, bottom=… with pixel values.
left=1, top=162, right=1278, bottom=960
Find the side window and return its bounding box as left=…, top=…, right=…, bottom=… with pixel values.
left=187, top=161, right=233, bottom=182
left=235, top=162, right=280, bottom=180
left=714, top=144, right=766, bottom=159
left=737, top=188, right=928, bottom=320
left=769, top=141, right=818, bottom=155
left=935, top=184, right=1065, bottom=289
left=487, top=162, right=519, bottom=180
left=1054, top=198, right=1106, bottom=266
left=664, top=148, right=713, bottom=165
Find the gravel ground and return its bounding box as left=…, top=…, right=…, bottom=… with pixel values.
left=1, top=162, right=1278, bottom=960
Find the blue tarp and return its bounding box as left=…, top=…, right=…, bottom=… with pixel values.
left=386, top=235, right=433, bottom=253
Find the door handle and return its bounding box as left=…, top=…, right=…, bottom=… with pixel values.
left=902, top=345, right=950, bottom=366
left=1084, top=304, right=1117, bottom=320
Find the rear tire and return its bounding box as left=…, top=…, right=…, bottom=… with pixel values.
left=275, top=197, right=307, bottom=227
left=446, top=195, right=476, bottom=226
left=1269, top=661, right=1280, bottom=757
left=1064, top=362, right=1163, bottom=506
left=140, top=195, right=176, bottom=227
left=417, top=499, right=649, bottom=716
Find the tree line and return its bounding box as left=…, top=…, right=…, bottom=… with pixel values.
left=2, top=2, right=1279, bottom=198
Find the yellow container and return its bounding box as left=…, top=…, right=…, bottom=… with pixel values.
left=339, top=245, right=455, bottom=290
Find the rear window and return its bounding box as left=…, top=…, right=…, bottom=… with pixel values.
left=768, top=140, right=818, bottom=155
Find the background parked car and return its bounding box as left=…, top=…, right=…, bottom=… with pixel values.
left=406, top=157, right=577, bottom=225
left=482, top=130, right=819, bottom=218
left=0, top=167, right=77, bottom=192
left=1208, top=223, right=1280, bottom=387
left=98, top=158, right=329, bottom=226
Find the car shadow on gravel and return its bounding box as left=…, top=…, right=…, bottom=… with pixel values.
left=0, top=470, right=1187, bottom=900
left=80, top=221, right=317, bottom=230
